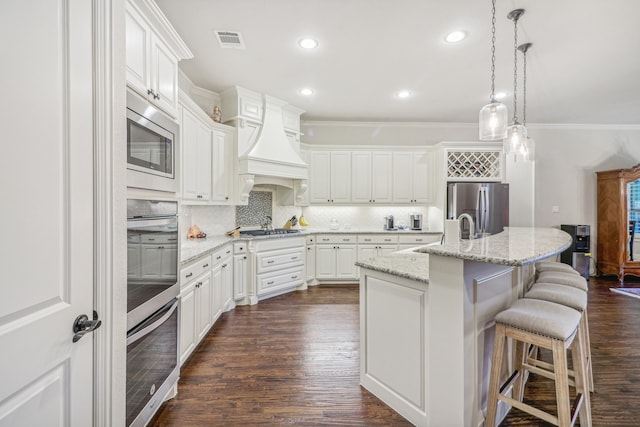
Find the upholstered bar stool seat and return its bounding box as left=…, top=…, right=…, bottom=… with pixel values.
left=537, top=271, right=588, bottom=291
left=485, top=299, right=591, bottom=427
left=535, top=261, right=580, bottom=275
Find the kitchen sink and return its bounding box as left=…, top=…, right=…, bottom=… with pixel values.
left=239, top=229, right=301, bottom=236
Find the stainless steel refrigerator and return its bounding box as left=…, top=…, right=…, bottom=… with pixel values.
left=447, top=182, right=509, bottom=239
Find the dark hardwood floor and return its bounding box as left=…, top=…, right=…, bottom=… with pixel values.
left=152, top=276, right=640, bottom=426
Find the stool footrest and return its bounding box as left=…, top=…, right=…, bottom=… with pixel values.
left=526, top=359, right=578, bottom=388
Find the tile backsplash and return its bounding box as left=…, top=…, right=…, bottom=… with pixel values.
left=181, top=205, right=235, bottom=238
left=236, top=191, right=272, bottom=227
left=300, top=205, right=430, bottom=231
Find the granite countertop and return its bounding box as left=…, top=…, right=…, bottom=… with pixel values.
left=355, top=250, right=430, bottom=283
left=181, top=228, right=442, bottom=264
left=415, top=227, right=572, bottom=266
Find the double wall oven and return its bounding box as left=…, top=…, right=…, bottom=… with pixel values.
left=127, top=199, right=180, bottom=426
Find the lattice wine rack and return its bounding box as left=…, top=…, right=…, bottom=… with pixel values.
left=447, top=151, right=501, bottom=180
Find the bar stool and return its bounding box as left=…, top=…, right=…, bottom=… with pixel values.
left=525, top=282, right=594, bottom=392
left=485, top=299, right=591, bottom=427
left=535, top=261, right=580, bottom=276
left=537, top=271, right=588, bottom=291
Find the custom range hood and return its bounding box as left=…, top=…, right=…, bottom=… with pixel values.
left=221, top=86, right=308, bottom=203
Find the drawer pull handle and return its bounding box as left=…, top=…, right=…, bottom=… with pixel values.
left=267, top=281, right=274, bottom=285
left=217, top=256, right=222, bottom=260
left=343, top=239, right=350, bottom=242
left=185, top=272, right=193, bottom=278
left=203, top=263, right=209, bottom=268
left=226, top=250, right=231, bottom=254
left=364, top=239, right=371, bottom=242
left=267, top=260, right=275, bottom=264
left=168, top=238, right=177, bottom=241
left=384, top=239, right=391, bottom=242
left=416, top=239, right=423, bottom=242
left=291, top=275, right=298, bottom=279
left=322, top=238, right=329, bottom=241
left=291, top=256, right=298, bottom=260
left=147, top=238, right=155, bottom=241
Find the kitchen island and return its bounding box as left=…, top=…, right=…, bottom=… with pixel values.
left=356, top=227, right=572, bottom=427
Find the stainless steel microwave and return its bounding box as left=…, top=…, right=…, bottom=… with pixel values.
left=126, top=90, right=179, bottom=193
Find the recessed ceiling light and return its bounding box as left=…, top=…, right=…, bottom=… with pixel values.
left=445, top=30, right=467, bottom=43
left=396, top=90, right=412, bottom=99
left=298, top=38, right=318, bottom=49
left=300, top=88, right=314, bottom=96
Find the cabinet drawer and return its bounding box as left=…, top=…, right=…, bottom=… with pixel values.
left=181, top=254, right=212, bottom=284
left=398, top=234, right=442, bottom=245
left=256, top=248, right=304, bottom=273
left=316, top=234, right=356, bottom=244
left=212, top=245, right=233, bottom=266
left=257, top=266, right=305, bottom=296
left=357, top=234, right=398, bottom=244
left=234, top=242, right=247, bottom=254
left=141, top=234, right=179, bottom=244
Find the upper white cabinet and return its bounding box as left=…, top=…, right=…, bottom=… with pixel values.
left=125, top=0, right=192, bottom=118
left=309, top=151, right=351, bottom=204
left=181, top=106, right=212, bottom=201
left=211, top=128, right=234, bottom=203
left=352, top=152, right=393, bottom=204
left=393, top=151, right=434, bottom=203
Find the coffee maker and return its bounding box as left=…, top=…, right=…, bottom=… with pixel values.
left=384, top=215, right=395, bottom=230
left=409, top=213, right=423, bottom=230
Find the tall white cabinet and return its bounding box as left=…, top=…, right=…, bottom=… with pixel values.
left=309, top=151, right=352, bottom=204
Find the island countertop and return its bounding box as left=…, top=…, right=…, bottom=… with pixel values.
left=415, top=226, right=572, bottom=266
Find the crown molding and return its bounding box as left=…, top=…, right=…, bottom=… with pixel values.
left=301, top=120, right=640, bottom=131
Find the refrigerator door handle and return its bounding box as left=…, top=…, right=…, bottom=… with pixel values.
left=482, top=186, right=489, bottom=233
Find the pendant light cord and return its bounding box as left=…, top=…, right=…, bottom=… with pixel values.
left=512, top=16, right=519, bottom=123
left=489, top=0, right=497, bottom=102
left=523, top=48, right=527, bottom=126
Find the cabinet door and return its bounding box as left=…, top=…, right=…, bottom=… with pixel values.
left=233, top=254, right=247, bottom=300
left=393, top=152, right=414, bottom=203
left=196, top=122, right=212, bottom=200
left=196, top=272, right=213, bottom=342
left=160, top=245, right=177, bottom=278
left=309, top=151, right=331, bottom=203
left=179, top=281, right=197, bottom=366
left=124, top=5, right=150, bottom=98
left=357, top=245, right=377, bottom=262
left=335, top=246, right=357, bottom=279
left=211, top=265, right=223, bottom=322
left=221, top=256, right=233, bottom=311
left=330, top=152, right=352, bottom=203
left=181, top=108, right=199, bottom=200
left=127, top=243, right=141, bottom=278
left=315, top=245, right=337, bottom=279
left=371, top=152, right=393, bottom=203
left=306, top=245, right=316, bottom=281
left=351, top=152, right=372, bottom=203
left=150, top=35, right=178, bottom=118
left=211, top=129, right=231, bottom=203
left=413, top=151, right=434, bottom=203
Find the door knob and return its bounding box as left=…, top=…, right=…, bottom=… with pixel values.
left=72, top=310, right=102, bottom=343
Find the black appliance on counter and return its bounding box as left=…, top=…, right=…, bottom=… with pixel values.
left=127, top=199, right=180, bottom=426
left=560, top=224, right=591, bottom=280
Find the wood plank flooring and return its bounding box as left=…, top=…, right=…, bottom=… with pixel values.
left=151, top=276, right=640, bottom=426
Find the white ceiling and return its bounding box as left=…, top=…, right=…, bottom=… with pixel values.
left=155, top=0, right=640, bottom=125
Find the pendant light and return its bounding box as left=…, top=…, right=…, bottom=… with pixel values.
left=518, top=42, right=535, bottom=162
left=504, top=9, right=527, bottom=156
left=478, top=0, right=508, bottom=141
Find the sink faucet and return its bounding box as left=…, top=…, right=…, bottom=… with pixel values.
left=457, top=213, right=475, bottom=240
left=262, top=215, right=274, bottom=231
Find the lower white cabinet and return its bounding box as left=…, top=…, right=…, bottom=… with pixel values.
left=179, top=268, right=212, bottom=366
left=315, top=235, right=358, bottom=280
left=233, top=242, right=247, bottom=301
left=306, top=235, right=315, bottom=282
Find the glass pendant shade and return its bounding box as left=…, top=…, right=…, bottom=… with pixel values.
left=479, top=101, right=508, bottom=141
left=521, top=137, right=535, bottom=162
left=503, top=122, right=527, bottom=154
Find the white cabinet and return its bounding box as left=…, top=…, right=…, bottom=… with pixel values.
left=315, top=235, right=358, bottom=280
left=125, top=2, right=181, bottom=118
left=397, top=233, right=442, bottom=250
left=181, top=106, right=212, bottom=201
left=211, top=246, right=233, bottom=318
left=249, top=237, right=306, bottom=302
left=179, top=254, right=213, bottom=365
left=357, top=234, right=398, bottom=261
left=233, top=242, right=247, bottom=301
left=139, top=234, right=177, bottom=279
left=306, top=235, right=315, bottom=282
left=393, top=151, right=434, bottom=204
left=309, top=151, right=351, bottom=204
left=352, top=152, right=393, bottom=203
left=210, top=127, right=234, bottom=203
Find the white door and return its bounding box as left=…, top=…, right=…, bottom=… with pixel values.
left=315, top=245, right=337, bottom=279
left=309, top=151, right=331, bottom=203
left=330, top=152, right=352, bottom=203
left=371, top=152, right=393, bottom=203
left=351, top=152, right=372, bottom=203
left=1, top=1, right=94, bottom=426
left=336, top=246, right=358, bottom=279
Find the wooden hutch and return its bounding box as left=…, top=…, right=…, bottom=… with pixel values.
left=596, top=164, right=640, bottom=283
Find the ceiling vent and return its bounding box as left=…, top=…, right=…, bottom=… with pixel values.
left=214, top=30, right=245, bottom=49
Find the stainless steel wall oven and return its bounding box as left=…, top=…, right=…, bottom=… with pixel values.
left=127, top=199, right=180, bottom=426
